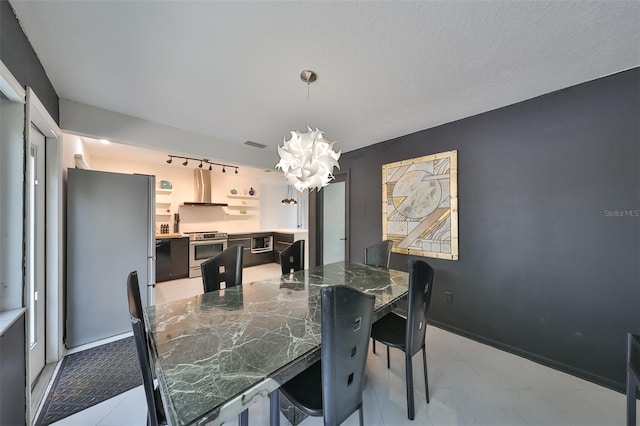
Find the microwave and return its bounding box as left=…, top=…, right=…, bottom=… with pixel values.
left=251, top=235, right=273, bottom=253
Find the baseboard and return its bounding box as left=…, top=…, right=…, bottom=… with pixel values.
left=428, top=320, right=625, bottom=393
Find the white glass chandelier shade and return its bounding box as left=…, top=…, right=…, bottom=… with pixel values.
left=276, top=126, right=341, bottom=192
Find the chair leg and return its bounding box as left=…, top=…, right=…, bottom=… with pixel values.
left=359, top=403, right=364, bottom=426
left=238, top=409, right=248, bottom=426
left=422, top=346, right=430, bottom=404
left=387, top=346, right=390, bottom=369
left=373, top=338, right=376, bottom=354
left=406, top=353, right=415, bottom=420
left=269, top=390, right=280, bottom=426
left=627, top=371, right=636, bottom=426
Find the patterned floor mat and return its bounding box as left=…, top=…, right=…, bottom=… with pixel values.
left=36, top=336, right=142, bottom=425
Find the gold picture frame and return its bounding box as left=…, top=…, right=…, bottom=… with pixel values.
left=382, top=150, right=458, bottom=260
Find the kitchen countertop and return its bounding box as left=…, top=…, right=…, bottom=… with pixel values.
left=157, top=229, right=308, bottom=239
left=227, top=228, right=308, bottom=235
left=155, top=233, right=184, bottom=239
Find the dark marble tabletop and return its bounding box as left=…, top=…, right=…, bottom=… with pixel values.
left=144, top=261, right=409, bottom=426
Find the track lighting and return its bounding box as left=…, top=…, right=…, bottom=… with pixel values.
left=165, top=155, right=239, bottom=174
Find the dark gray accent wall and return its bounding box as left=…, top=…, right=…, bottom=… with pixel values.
left=1, top=0, right=58, bottom=122
left=332, top=68, right=640, bottom=391
left=0, top=313, right=26, bottom=426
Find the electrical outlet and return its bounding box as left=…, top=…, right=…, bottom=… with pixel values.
left=444, top=291, right=453, bottom=304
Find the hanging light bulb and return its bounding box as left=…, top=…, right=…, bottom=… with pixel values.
left=276, top=70, right=340, bottom=192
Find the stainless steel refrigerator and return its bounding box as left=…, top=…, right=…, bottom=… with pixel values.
left=66, top=168, right=155, bottom=348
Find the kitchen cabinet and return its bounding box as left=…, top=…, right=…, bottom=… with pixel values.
left=155, top=237, right=189, bottom=282
left=227, top=233, right=253, bottom=267
left=273, top=232, right=295, bottom=264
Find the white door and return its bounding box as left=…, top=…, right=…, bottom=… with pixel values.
left=322, top=180, right=346, bottom=264
left=27, top=124, right=46, bottom=387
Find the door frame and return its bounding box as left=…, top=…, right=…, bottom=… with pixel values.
left=311, top=170, right=350, bottom=266
left=25, top=88, right=63, bottom=391
left=26, top=122, right=47, bottom=388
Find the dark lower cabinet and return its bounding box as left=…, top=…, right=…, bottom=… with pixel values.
left=228, top=234, right=253, bottom=267
left=155, top=237, right=189, bottom=282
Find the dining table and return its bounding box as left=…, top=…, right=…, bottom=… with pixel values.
left=144, top=261, right=410, bottom=426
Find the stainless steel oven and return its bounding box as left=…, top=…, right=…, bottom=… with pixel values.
left=187, top=231, right=228, bottom=278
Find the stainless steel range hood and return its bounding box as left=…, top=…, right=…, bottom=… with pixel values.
left=183, top=169, right=228, bottom=206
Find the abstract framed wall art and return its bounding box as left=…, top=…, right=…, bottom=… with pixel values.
left=382, top=150, right=458, bottom=260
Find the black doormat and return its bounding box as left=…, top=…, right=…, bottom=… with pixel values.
left=36, top=336, right=142, bottom=425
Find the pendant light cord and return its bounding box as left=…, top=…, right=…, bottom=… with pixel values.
left=306, top=82, right=310, bottom=128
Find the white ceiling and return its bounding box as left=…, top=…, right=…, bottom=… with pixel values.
left=11, top=1, right=640, bottom=167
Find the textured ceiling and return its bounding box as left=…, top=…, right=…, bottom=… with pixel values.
left=11, top=1, right=640, bottom=168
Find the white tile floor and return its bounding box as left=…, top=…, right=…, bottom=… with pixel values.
left=44, top=263, right=632, bottom=426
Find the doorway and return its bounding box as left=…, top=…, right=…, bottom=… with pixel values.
left=26, top=124, right=46, bottom=387
left=316, top=171, right=350, bottom=265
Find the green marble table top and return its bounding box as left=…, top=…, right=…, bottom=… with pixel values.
left=144, top=261, right=409, bottom=426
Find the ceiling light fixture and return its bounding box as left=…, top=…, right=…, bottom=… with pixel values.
left=281, top=185, right=298, bottom=205
left=166, top=155, right=239, bottom=174
left=276, top=70, right=340, bottom=192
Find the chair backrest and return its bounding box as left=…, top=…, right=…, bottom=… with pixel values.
left=320, top=285, right=375, bottom=426
left=201, top=245, right=243, bottom=293
left=280, top=239, right=305, bottom=275
left=405, top=260, right=435, bottom=357
left=364, top=240, right=392, bottom=269
left=127, top=271, right=161, bottom=426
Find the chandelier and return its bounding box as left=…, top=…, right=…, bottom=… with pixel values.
left=276, top=70, right=341, bottom=192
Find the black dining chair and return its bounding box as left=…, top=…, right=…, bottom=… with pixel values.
left=370, top=259, right=435, bottom=420
left=274, top=285, right=375, bottom=426
left=364, top=240, right=411, bottom=317
left=364, top=240, right=392, bottom=269
left=201, top=245, right=243, bottom=293
left=127, top=271, right=166, bottom=426
left=280, top=239, right=305, bottom=275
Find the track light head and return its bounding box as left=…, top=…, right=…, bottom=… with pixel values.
left=209, top=164, right=212, bottom=171
left=199, top=161, right=203, bottom=168
left=167, top=157, right=173, bottom=164
left=182, top=159, right=188, bottom=166
left=222, top=166, right=226, bottom=173
left=235, top=168, right=238, bottom=174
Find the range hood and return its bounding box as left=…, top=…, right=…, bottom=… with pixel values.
left=183, top=169, right=228, bottom=206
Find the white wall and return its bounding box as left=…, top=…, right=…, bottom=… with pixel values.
left=259, top=183, right=298, bottom=229
left=88, top=154, right=296, bottom=233
left=0, top=98, right=25, bottom=310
